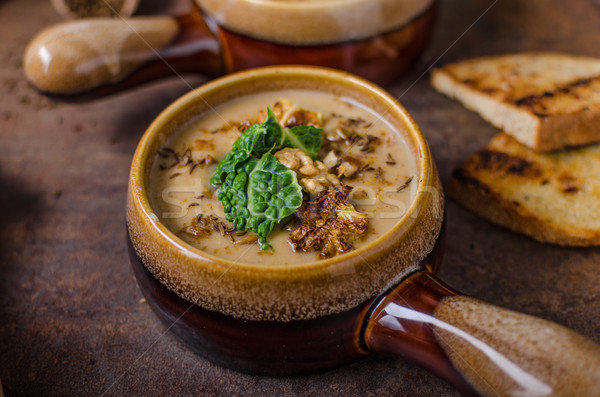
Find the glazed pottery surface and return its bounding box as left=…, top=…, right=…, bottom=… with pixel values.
left=126, top=67, right=600, bottom=397
left=24, top=0, right=437, bottom=97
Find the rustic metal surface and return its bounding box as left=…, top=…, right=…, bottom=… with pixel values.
left=1, top=0, right=599, bottom=396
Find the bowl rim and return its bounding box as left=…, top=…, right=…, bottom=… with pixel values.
left=128, top=65, right=435, bottom=278
left=194, top=0, right=437, bottom=45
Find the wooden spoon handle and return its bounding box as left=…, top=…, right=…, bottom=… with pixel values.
left=364, top=271, right=600, bottom=397
left=23, top=11, right=223, bottom=99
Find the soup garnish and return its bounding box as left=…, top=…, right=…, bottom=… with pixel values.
left=150, top=92, right=417, bottom=264
left=210, top=104, right=368, bottom=252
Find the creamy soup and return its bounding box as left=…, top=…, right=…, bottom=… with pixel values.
left=149, top=90, right=417, bottom=265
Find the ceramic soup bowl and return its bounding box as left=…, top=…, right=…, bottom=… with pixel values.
left=126, top=66, right=600, bottom=397
left=24, top=0, right=437, bottom=98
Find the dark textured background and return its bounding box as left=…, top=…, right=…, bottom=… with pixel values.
left=1, top=0, right=599, bottom=396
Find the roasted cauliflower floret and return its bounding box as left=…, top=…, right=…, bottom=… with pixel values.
left=288, top=184, right=368, bottom=258
left=271, top=100, right=325, bottom=128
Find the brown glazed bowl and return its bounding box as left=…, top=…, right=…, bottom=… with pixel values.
left=126, top=66, right=600, bottom=397
left=24, top=0, right=437, bottom=99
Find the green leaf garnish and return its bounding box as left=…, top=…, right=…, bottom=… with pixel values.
left=283, top=124, right=323, bottom=159
left=246, top=153, right=303, bottom=250
left=211, top=106, right=323, bottom=250
left=210, top=108, right=283, bottom=186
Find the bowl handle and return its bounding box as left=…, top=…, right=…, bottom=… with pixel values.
left=23, top=10, right=223, bottom=100
left=363, top=270, right=600, bottom=397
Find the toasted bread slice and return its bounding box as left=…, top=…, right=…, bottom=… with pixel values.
left=431, top=53, right=600, bottom=152
left=448, top=133, right=600, bottom=246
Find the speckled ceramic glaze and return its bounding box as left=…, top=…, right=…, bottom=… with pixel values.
left=126, top=67, right=600, bottom=397
left=126, top=66, right=444, bottom=322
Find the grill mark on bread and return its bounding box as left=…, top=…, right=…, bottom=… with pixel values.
left=571, top=78, right=592, bottom=87
left=558, top=173, right=580, bottom=193
left=431, top=53, right=600, bottom=151
left=513, top=76, right=598, bottom=110
left=451, top=168, right=492, bottom=196
left=470, top=149, right=542, bottom=178
left=448, top=132, right=600, bottom=246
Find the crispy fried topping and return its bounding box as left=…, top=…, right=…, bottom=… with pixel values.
left=180, top=214, right=244, bottom=243
left=157, top=146, right=214, bottom=173
left=288, top=184, right=368, bottom=258
left=322, top=117, right=381, bottom=153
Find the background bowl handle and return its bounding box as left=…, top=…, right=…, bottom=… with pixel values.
left=23, top=11, right=223, bottom=99
left=364, top=270, right=600, bottom=397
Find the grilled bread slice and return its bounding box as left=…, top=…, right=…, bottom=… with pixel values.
left=448, top=133, right=600, bottom=246
left=431, top=53, right=600, bottom=152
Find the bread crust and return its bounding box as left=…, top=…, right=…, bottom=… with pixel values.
left=448, top=133, right=600, bottom=246
left=431, top=53, right=600, bottom=152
